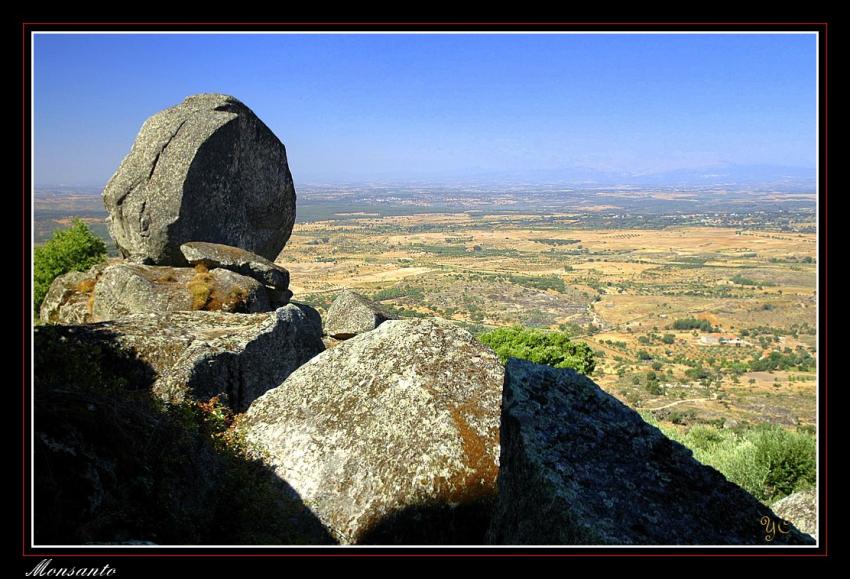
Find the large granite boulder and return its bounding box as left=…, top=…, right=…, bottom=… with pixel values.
left=91, top=263, right=271, bottom=321
left=243, top=317, right=504, bottom=544
left=772, top=489, right=817, bottom=539
left=323, top=289, right=395, bottom=339
left=39, top=263, right=107, bottom=324
left=487, top=359, right=815, bottom=545
left=102, top=94, right=296, bottom=265
left=180, top=241, right=291, bottom=304
left=35, top=304, right=324, bottom=412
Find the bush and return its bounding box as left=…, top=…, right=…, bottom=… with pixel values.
left=478, top=326, right=596, bottom=375
left=645, top=381, right=663, bottom=395
left=34, top=219, right=107, bottom=316
left=640, top=415, right=816, bottom=504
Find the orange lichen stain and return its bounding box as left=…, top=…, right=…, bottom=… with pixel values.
left=74, top=276, right=100, bottom=317
left=74, top=278, right=97, bottom=294
left=437, top=402, right=499, bottom=504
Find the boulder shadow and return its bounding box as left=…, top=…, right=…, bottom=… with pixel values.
left=33, top=324, right=336, bottom=545
left=357, top=498, right=495, bottom=545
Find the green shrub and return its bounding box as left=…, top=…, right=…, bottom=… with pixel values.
left=34, top=219, right=107, bottom=316
left=478, top=326, right=596, bottom=375
left=645, top=380, right=663, bottom=395
left=640, top=415, right=816, bottom=504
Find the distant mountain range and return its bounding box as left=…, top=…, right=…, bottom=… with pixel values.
left=38, top=163, right=816, bottom=194
left=378, top=164, right=817, bottom=191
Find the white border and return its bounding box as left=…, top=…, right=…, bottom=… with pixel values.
left=29, top=28, right=821, bottom=551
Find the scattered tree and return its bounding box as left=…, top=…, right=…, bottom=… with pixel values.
left=478, top=326, right=596, bottom=375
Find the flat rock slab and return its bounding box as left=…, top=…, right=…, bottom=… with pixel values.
left=180, top=241, right=290, bottom=291
left=102, top=93, right=296, bottom=265
left=91, top=263, right=271, bottom=321
left=244, top=317, right=504, bottom=544
left=35, top=305, right=324, bottom=412
left=488, top=358, right=815, bottom=545
left=323, top=289, right=395, bottom=339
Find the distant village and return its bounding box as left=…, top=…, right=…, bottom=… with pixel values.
left=697, top=334, right=752, bottom=347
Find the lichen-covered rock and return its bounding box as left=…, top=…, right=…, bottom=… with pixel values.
left=91, top=263, right=271, bottom=321
left=36, top=304, right=324, bottom=411
left=244, top=317, right=504, bottom=544
left=180, top=241, right=290, bottom=292
left=323, top=289, right=395, bottom=339
left=488, top=359, right=815, bottom=545
left=772, top=489, right=817, bottom=539
left=39, top=263, right=106, bottom=324
left=102, top=93, right=296, bottom=265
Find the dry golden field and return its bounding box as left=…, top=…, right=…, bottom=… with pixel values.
left=277, top=213, right=817, bottom=428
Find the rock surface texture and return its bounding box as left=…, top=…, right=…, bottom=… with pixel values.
left=772, top=489, right=817, bottom=539
left=39, top=263, right=107, bottom=324
left=36, top=305, right=324, bottom=411
left=323, top=289, right=395, bottom=339
left=244, top=318, right=504, bottom=544
left=487, top=359, right=815, bottom=545
left=102, top=94, right=296, bottom=265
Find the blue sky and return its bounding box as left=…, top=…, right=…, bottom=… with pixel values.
left=33, top=33, right=817, bottom=186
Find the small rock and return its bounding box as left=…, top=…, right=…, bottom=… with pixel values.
left=772, top=488, right=817, bottom=538
left=323, top=289, right=395, bottom=339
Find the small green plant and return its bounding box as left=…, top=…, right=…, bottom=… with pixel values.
left=34, top=219, right=107, bottom=316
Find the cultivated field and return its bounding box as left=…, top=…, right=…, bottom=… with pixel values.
left=279, top=213, right=817, bottom=429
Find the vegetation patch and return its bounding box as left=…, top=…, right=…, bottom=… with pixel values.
left=34, top=219, right=106, bottom=315
left=186, top=264, right=214, bottom=310
left=642, top=413, right=816, bottom=504
left=478, top=326, right=596, bottom=375
left=672, top=318, right=718, bottom=332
